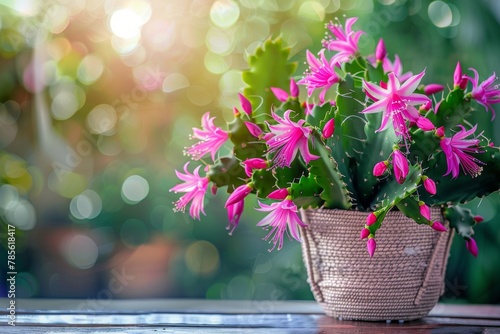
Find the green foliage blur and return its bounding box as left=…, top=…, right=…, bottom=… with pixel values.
left=0, top=0, right=499, bottom=304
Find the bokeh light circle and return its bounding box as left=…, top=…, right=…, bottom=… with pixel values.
left=121, top=175, right=149, bottom=204
left=428, top=1, right=453, bottom=28
left=62, top=234, right=99, bottom=269
left=210, top=0, right=240, bottom=28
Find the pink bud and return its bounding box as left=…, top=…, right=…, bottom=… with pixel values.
left=431, top=221, right=447, bottom=232
left=290, top=78, right=299, bottom=98
left=270, top=87, right=289, bottom=102
left=366, top=213, right=377, bottom=226
left=227, top=200, right=244, bottom=235
left=420, top=100, right=432, bottom=111
left=375, top=38, right=386, bottom=62
left=243, top=158, right=267, bottom=177
left=473, top=215, right=484, bottom=223
left=392, top=150, right=409, bottom=184
left=238, top=93, right=252, bottom=115
left=419, top=203, right=431, bottom=221
left=244, top=121, right=263, bottom=138
left=373, top=161, right=388, bottom=177
left=433, top=100, right=442, bottom=114
left=322, top=118, right=335, bottom=139
left=225, top=184, right=253, bottom=207
left=424, top=84, right=445, bottom=95
left=435, top=126, right=445, bottom=138
left=233, top=107, right=240, bottom=116
left=423, top=177, right=437, bottom=195
left=211, top=184, right=218, bottom=196
left=489, top=142, right=495, bottom=147
left=416, top=117, right=435, bottom=131
left=367, top=238, right=376, bottom=257
left=267, top=188, right=289, bottom=200
left=465, top=238, right=478, bottom=257
left=453, top=62, right=462, bottom=87
left=360, top=228, right=370, bottom=240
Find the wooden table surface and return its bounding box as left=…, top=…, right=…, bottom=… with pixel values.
left=1, top=298, right=499, bottom=333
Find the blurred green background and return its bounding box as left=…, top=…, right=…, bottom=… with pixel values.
left=0, top=0, right=499, bottom=304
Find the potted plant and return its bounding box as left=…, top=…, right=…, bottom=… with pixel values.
left=170, top=17, right=500, bottom=320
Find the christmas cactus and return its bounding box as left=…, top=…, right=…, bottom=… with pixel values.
left=170, top=17, right=500, bottom=256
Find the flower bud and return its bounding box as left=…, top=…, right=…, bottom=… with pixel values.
left=431, top=221, right=447, bottom=232
left=392, top=150, right=409, bottom=184
left=360, top=228, right=370, bottom=240
left=424, top=84, right=445, bottom=95
left=233, top=107, right=240, bottom=116
left=435, top=126, right=445, bottom=138
left=366, top=213, right=377, bottom=226
left=453, top=62, right=462, bottom=87
left=433, top=100, right=442, bottom=114
left=416, top=117, right=435, bottom=131
left=420, top=100, right=432, bottom=111
left=367, top=238, right=376, bottom=257
left=270, top=87, right=289, bottom=102
left=290, top=78, right=299, bottom=98
left=465, top=238, right=478, bottom=257
left=238, top=93, right=252, bottom=115
left=211, top=184, right=218, bottom=195
left=373, top=161, right=388, bottom=177
left=419, top=202, right=431, bottom=221
left=375, top=38, right=386, bottom=62
left=244, top=121, right=263, bottom=138
left=422, top=176, right=437, bottom=195
left=322, top=118, right=335, bottom=139
left=267, top=188, right=289, bottom=200
left=226, top=183, right=253, bottom=207
left=473, top=215, right=484, bottom=223
left=243, top=158, right=267, bottom=177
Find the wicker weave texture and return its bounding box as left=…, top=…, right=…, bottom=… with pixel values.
left=300, top=208, right=453, bottom=321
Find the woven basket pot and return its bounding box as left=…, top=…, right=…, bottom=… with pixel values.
left=300, top=207, right=454, bottom=321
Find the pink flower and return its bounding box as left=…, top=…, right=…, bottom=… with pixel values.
left=422, top=176, right=437, bottom=195
left=453, top=62, right=468, bottom=89
left=256, top=199, right=306, bottom=251
left=185, top=112, right=228, bottom=160
left=322, top=17, right=363, bottom=63
left=392, top=149, right=409, bottom=184
left=382, top=55, right=413, bottom=82
left=243, top=158, right=267, bottom=177
left=170, top=163, right=209, bottom=220
left=322, top=118, right=335, bottom=138
left=226, top=184, right=253, bottom=207
left=367, top=238, right=376, bottom=257
left=468, top=68, right=500, bottom=119
left=267, top=110, right=319, bottom=167
left=298, top=50, right=341, bottom=103
left=373, top=161, right=388, bottom=176
left=227, top=200, right=244, bottom=235
left=465, top=237, right=478, bottom=257
left=440, top=125, right=484, bottom=178
left=362, top=71, right=431, bottom=138
left=431, top=221, right=447, bottom=232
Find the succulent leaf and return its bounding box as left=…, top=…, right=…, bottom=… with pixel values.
left=309, top=133, right=352, bottom=209
left=207, top=155, right=247, bottom=192
left=290, top=174, right=324, bottom=209
left=242, top=38, right=297, bottom=122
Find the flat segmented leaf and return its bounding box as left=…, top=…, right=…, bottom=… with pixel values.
left=207, top=155, right=247, bottom=192
left=443, top=205, right=476, bottom=239
left=242, top=38, right=297, bottom=122
left=309, top=133, right=352, bottom=209
left=290, top=174, right=324, bottom=209
left=370, top=164, right=422, bottom=211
